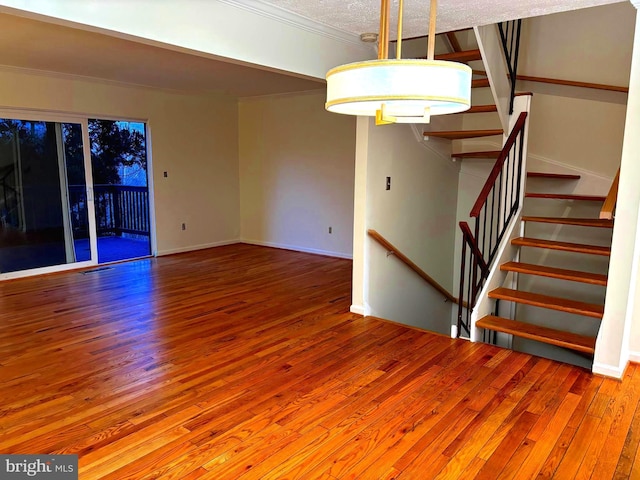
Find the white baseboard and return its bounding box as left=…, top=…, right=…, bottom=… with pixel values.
left=592, top=360, right=626, bottom=379
left=157, top=239, right=240, bottom=256
left=350, top=305, right=365, bottom=315
left=630, top=351, right=640, bottom=364
left=241, top=239, right=353, bottom=259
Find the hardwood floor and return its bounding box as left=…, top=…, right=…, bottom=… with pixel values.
left=0, top=243, right=638, bottom=479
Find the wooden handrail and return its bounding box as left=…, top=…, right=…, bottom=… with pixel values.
left=367, top=229, right=459, bottom=304
left=470, top=112, right=528, bottom=217
left=600, top=168, right=620, bottom=220
left=516, top=74, right=629, bottom=93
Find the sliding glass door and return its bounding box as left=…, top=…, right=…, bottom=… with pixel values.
left=88, top=119, right=151, bottom=264
left=0, top=115, right=97, bottom=278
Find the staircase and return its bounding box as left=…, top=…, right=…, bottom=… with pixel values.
left=423, top=28, right=506, bottom=157
left=476, top=172, right=613, bottom=357
left=438, top=20, right=622, bottom=369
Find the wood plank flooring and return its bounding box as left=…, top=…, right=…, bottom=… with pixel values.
left=0, top=243, right=639, bottom=479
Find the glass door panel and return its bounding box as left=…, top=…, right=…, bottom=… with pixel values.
left=0, top=118, right=94, bottom=274
left=88, top=119, right=151, bottom=264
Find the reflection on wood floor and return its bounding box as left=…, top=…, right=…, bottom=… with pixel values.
left=0, top=243, right=638, bottom=479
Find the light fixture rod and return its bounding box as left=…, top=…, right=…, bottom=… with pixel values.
left=427, top=0, right=437, bottom=60
left=379, top=0, right=390, bottom=60
left=396, top=0, right=404, bottom=59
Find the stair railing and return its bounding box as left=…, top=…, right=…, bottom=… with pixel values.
left=498, top=19, right=522, bottom=115
left=457, top=112, right=528, bottom=337
left=599, top=167, right=620, bottom=220
left=368, top=229, right=460, bottom=305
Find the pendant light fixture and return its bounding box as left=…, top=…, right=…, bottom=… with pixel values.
left=325, top=0, right=472, bottom=124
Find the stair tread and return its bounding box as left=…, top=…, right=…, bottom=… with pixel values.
left=452, top=150, right=502, bottom=159
left=522, top=216, right=614, bottom=228
left=501, top=261, right=608, bottom=286
left=425, top=129, right=503, bottom=140
left=476, top=315, right=596, bottom=354
left=527, top=172, right=581, bottom=180
left=525, top=192, right=606, bottom=201
left=472, top=78, right=490, bottom=88
left=488, top=287, right=604, bottom=318
left=512, top=237, right=611, bottom=256
left=464, top=105, right=498, bottom=114
left=434, top=49, right=482, bottom=62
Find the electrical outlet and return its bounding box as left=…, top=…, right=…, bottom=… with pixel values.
left=181, top=223, right=186, bottom=231
left=163, top=171, right=168, bottom=178
left=329, top=226, right=332, bottom=234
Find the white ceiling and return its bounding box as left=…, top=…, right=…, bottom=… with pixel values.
left=258, top=0, right=625, bottom=39
left=0, top=13, right=325, bottom=97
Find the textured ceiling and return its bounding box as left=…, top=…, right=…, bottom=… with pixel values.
left=258, top=0, right=625, bottom=39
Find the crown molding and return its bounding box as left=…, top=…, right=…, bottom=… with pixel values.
left=217, top=0, right=370, bottom=48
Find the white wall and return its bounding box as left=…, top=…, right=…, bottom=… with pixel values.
left=358, top=120, right=460, bottom=335
left=0, top=68, right=241, bottom=256
left=595, top=8, right=640, bottom=377
left=513, top=3, right=634, bottom=178
left=238, top=92, right=356, bottom=258
left=524, top=94, right=627, bottom=178
left=519, top=2, right=636, bottom=87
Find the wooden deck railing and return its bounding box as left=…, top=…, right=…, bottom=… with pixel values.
left=367, top=229, right=459, bottom=304
left=600, top=168, right=620, bottom=220
left=69, top=185, right=150, bottom=237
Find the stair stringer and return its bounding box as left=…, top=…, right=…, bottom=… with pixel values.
left=473, top=24, right=511, bottom=133
left=469, top=94, right=532, bottom=342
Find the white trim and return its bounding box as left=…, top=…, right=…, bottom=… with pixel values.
left=0, top=260, right=95, bottom=281
left=527, top=152, right=614, bottom=182
left=241, top=239, right=353, bottom=259
left=222, top=0, right=368, bottom=48
left=410, top=124, right=460, bottom=172
left=350, top=305, right=365, bottom=315
left=144, top=123, right=158, bottom=258
left=157, top=239, right=240, bottom=256
left=0, top=102, right=149, bottom=124
left=592, top=360, right=627, bottom=378
left=459, top=164, right=497, bottom=181
left=461, top=139, right=616, bottom=183
left=630, top=351, right=640, bottom=363
left=631, top=0, right=640, bottom=10
left=238, top=88, right=326, bottom=102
